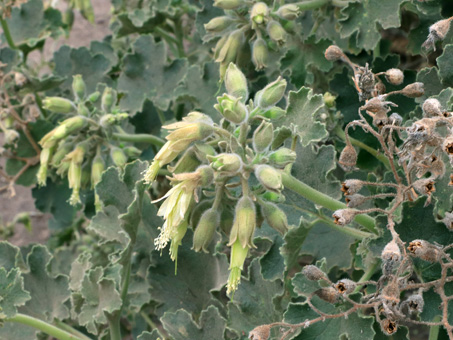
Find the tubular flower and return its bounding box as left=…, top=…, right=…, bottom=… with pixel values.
left=144, top=112, right=214, bottom=183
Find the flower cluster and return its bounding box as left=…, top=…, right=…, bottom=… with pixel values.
left=145, top=63, right=295, bottom=294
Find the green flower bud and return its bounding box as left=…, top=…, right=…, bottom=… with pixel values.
left=255, top=77, right=287, bottom=108
left=88, top=91, right=101, bottom=102
left=193, top=143, right=216, bottom=162
left=323, top=92, right=336, bottom=108
left=253, top=121, right=273, bottom=152
left=169, top=221, right=188, bottom=273
left=43, top=97, right=76, bottom=114
left=266, top=20, right=286, bottom=45
left=110, top=147, right=127, bottom=168
left=261, top=191, right=285, bottom=203
left=204, top=16, right=233, bottom=32
left=51, top=142, right=73, bottom=167
left=214, top=94, right=248, bottom=124
left=37, top=146, right=54, bottom=186
left=225, top=63, right=248, bottom=101
left=213, top=0, right=243, bottom=10
left=189, top=199, right=213, bottom=229
left=123, top=146, right=142, bottom=158
left=77, top=102, right=90, bottom=116
left=228, top=196, right=256, bottom=248
left=197, top=165, right=215, bottom=187
left=255, top=164, right=283, bottom=192
left=56, top=160, right=70, bottom=178
left=252, top=38, right=268, bottom=71
left=99, top=113, right=129, bottom=127
left=216, top=29, right=243, bottom=65
left=250, top=2, right=269, bottom=25
left=40, top=116, right=87, bottom=148
left=261, top=106, right=286, bottom=120
left=275, top=4, right=300, bottom=20
left=227, top=239, right=249, bottom=295
left=260, top=201, right=288, bottom=235
left=214, top=35, right=228, bottom=61
left=91, top=154, right=105, bottom=188
left=209, top=153, right=242, bottom=173
left=168, top=148, right=201, bottom=174
left=67, top=144, right=86, bottom=206
left=101, top=87, right=117, bottom=113
left=193, top=208, right=219, bottom=252
left=268, top=147, right=296, bottom=167
left=62, top=8, right=74, bottom=28
left=72, top=75, right=86, bottom=100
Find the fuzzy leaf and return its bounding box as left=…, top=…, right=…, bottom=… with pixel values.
left=69, top=252, right=93, bottom=291
left=0, top=268, right=30, bottom=318
left=0, top=242, right=23, bottom=272
left=137, top=330, right=163, bottom=340
left=161, top=306, right=226, bottom=340
left=437, top=44, right=453, bottom=87
left=0, top=322, right=36, bottom=340
left=118, top=35, right=188, bottom=114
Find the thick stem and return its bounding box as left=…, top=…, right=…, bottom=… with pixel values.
left=429, top=316, right=442, bottom=340
left=294, top=0, right=329, bottom=10
left=316, top=214, right=373, bottom=240
left=0, top=18, right=17, bottom=50
left=107, top=315, right=122, bottom=340
left=7, top=314, right=88, bottom=340
left=281, top=172, right=377, bottom=234
left=54, top=320, right=92, bottom=340
left=112, top=132, right=165, bottom=147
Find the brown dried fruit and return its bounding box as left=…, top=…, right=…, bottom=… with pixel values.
left=335, top=279, right=355, bottom=294
left=302, top=265, right=326, bottom=281
left=324, top=45, right=343, bottom=61
left=339, top=144, right=357, bottom=170
left=341, top=179, right=363, bottom=195
left=315, top=287, right=339, bottom=304
left=380, top=319, right=397, bottom=335
left=408, top=240, right=440, bottom=262
left=249, top=325, right=271, bottom=340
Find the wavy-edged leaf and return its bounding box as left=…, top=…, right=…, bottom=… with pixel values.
left=0, top=268, right=30, bottom=318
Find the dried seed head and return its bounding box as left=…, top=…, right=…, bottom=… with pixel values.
left=341, top=179, right=363, bottom=195
left=249, top=325, right=270, bottom=340
left=442, top=212, right=453, bottom=230
left=302, top=265, right=326, bottom=281
left=360, top=97, right=395, bottom=113
left=400, top=82, right=425, bottom=98
left=422, top=98, right=443, bottom=117
left=412, top=178, right=436, bottom=196
left=423, top=18, right=452, bottom=50
left=358, top=64, right=375, bottom=99
left=324, top=45, right=344, bottom=61
left=339, top=144, right=357, bottom=170
left=407, top=294, right=424, bottom=313
left=380, top=319, right=397, bottom=335
left=408, top=240, right=440, bottom=262
left=345, top=194, right=367, bottom=208
left=389, top=112, right=403, bottom=126
left=443, top=135, right=453, bottom=155
left=381, top=240, right=401, bottom=263
left=335, top=279, right=355, bottom=295
left=373, top=110, right=389, bottom=128
left=315, top=287, right=339, bottom=304
left=385, top=68, right=404, bottom=85
left=332, top=209, right=357, bottom=226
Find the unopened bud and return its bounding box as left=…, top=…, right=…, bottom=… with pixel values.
left=423, top=18, right=452, bottom=50
left=380, top=319, right=397, bottom=335
left=209, top=153, right=242, bottom=173
left=302, top=265, right=326, bottom=281
left=40, top=116, right=86, bottom=148
left=72, top=75, right=86, bottom=100
left=250, top=2, right=269, bottom=25
left=101, top=87, right=117, bottom=113
left=249, top=325, right=271, bottom=340
left=228, top=196, right=256, bottom=248
left=401, top=82, right=424, bottom=98
left=37, top=147, right=54, bottom=186
left=67, top=145, right=86, bottom=206
left=227, top=239, right=249, bottom=294
left=99, top=113, right=129, bottom=127
left=341, top=179, right=363, bottom=195
left=385, top=68, right=404, bottom=85
left=315, top=287, right=339, bottom=304
left=255, top=165, right=283, bottom=192
left=252, top=38, right=268, bottom=71
left=214, top=0, right=243, bottom=10
left=260, top=201, right=288, bottom=235
left=77, top=103, right=90, bottom=116
left=110, top=147, right=127, bottom=168
left=408, top=240, right=441, bottom=262
left=423, top=98, right=443, bottom=117
left=91, top=154, right=105, bottom=188
left=332, top=209, right=357, bottom=226
left=88, top=91, right=100, bottom=102
left=225, top=63, right=248, bottom=101
left=345, top=194, right=367, bottom=208
left=43, top=97, right=75, bottom=114
left=275, top=4, right=300, bottom=20
left=216, top=30, right=243, bottom=65
left=261, top=106, right=286, bottom=120
left=335, top=279, right=355, bottom=294
left=256, top=77, right=287, bottom=108
left=214, top=94, right=248, bottom=124
left=253, top=121, right=273, bottom=152
left=338, top=144, right=357, bottom=170
left=323, top=92, right=336, bottom=108
left=51, top=142, right=73, bottom=167
left=268, top=148, right=296, bottom=167
left=197, top=165, right=215, bottom=187
left=261, top=191, right=285, bottom=203
left=204, top=16, right=233, bottom=32
left=324, top=45, right=343, bottom=61
left=193, top=208, right=219, bottom=252
left=266, top=20, right=286, bottom=45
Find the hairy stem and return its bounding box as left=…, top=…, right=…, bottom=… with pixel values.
left=0, top=17, right=17, bottom=50
left=281, top=172, right=377, bottom=234
left=294, top=0, right=329, bottom=10
left=112, top=132, right=165, bottom=147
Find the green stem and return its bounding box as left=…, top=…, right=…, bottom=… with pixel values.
left=107, top=315, right=122, bottom=340
left=353, top=260, right=380, bottom=293
left=7, top=314, right=88, bottom=340
left=335, top=126, right=391, bottom=170
left=281, top=172, right=377, bottom=234
left=112, top=132, right=165, bottom=147
left=54, top=320, right=92, bottom=340
left=429, top=316, right=441, bottom=340
left=331, top=0, right=350, bottom=7
left=316, top=214, right=373, bottom=240
left=293, top=0, right=329, bottom=10
left=0, top=17, right=17, bottom=50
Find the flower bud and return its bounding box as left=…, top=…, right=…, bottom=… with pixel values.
left=168, top=148, right=200, bottom=174
left=255, top=165, right=283, bottom=192
left=275, top=4, right=300, bottom=20
left=99, top=113, right=129, bottom=127
left=67, top=144, right=86, bottom=206
left=345, top=193, right=367, bottom=208
left=197, top=165, right=215, bottom=187
left=323, top=92, right=336, bottom=108
left=332, top=209, right=357, bottom=226
left=227, top=239, right=249, bottom=294
left=37, top=146, right=54, bottom=186
left=335, top=279, right=355, bottom=294
left=77, top=102, right=90, bottom=116
left=42, top=97, right=76, bottom=114
left=253, top=121, right=273, bottom=152
left=110, top=147, right=127, bottom=168
left=214, top=94, right=248, bottom=124
left=260, top=106, right=286, bottom=120
left=324, top=45, right=343, bottom=61
left=256, top=77, right=287, bottom=108
left=225, top=63, right=248, bottom=101
left=315, top=287, right=339, bottom=304
left=423, top=18, right=452, bottom=50
left=268, top=148, right=296, bottom=167
left=40, top=116, right=87, bottom=148
left=91, top=154, right=105, bottom=188
left=228, top=196, right=256, bottom=248
left=216, top=30, right=243, bottom=65
left=385, top=68, right=404, bottom=85
left=302, top=265, right=326, bottom=281
left=261, top=191, right=285, bottom=203
left=209, top=153, right=242, bottom=173
left=380, top=319, right=397, bottom=335
left=260, top=201, right=288, bottom=235
left=266, top=20, right=286, bottom=45
left=101, top=87, right=117, bottom=113
left=214, top=0, right=243, bottom=10
left=423, top=98, right=442, bottom=117
left=400, top=82, right=424, bottom=98
left=338, top=144, right=357, bottom=170
left=249, top=325, right=271, bottom=340
left=51, top=142, right=73, bottom=167
left=72, top=74, right=86, bottom=100
left=250, top=2, right=269, bottom=25
left=204, top=16, right=233, bottom=32
left=193, top=208, right=219, bottom=252
left=88, top=91, right=100, bottom=102
left=252, top=38, right=268, bottom=71
left=408, top=240, right=440, bottom=262
left=123, top=146, right=142, bottom=158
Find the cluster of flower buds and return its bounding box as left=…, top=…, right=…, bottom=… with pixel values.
left=36, top=75, right=139, bottom=207
left=145, top=63, right=295, bottom=294
left=206, top=0, right=302, bottom=74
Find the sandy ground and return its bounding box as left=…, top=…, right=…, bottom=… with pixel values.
left=1, top=0, right=111, bottom=246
